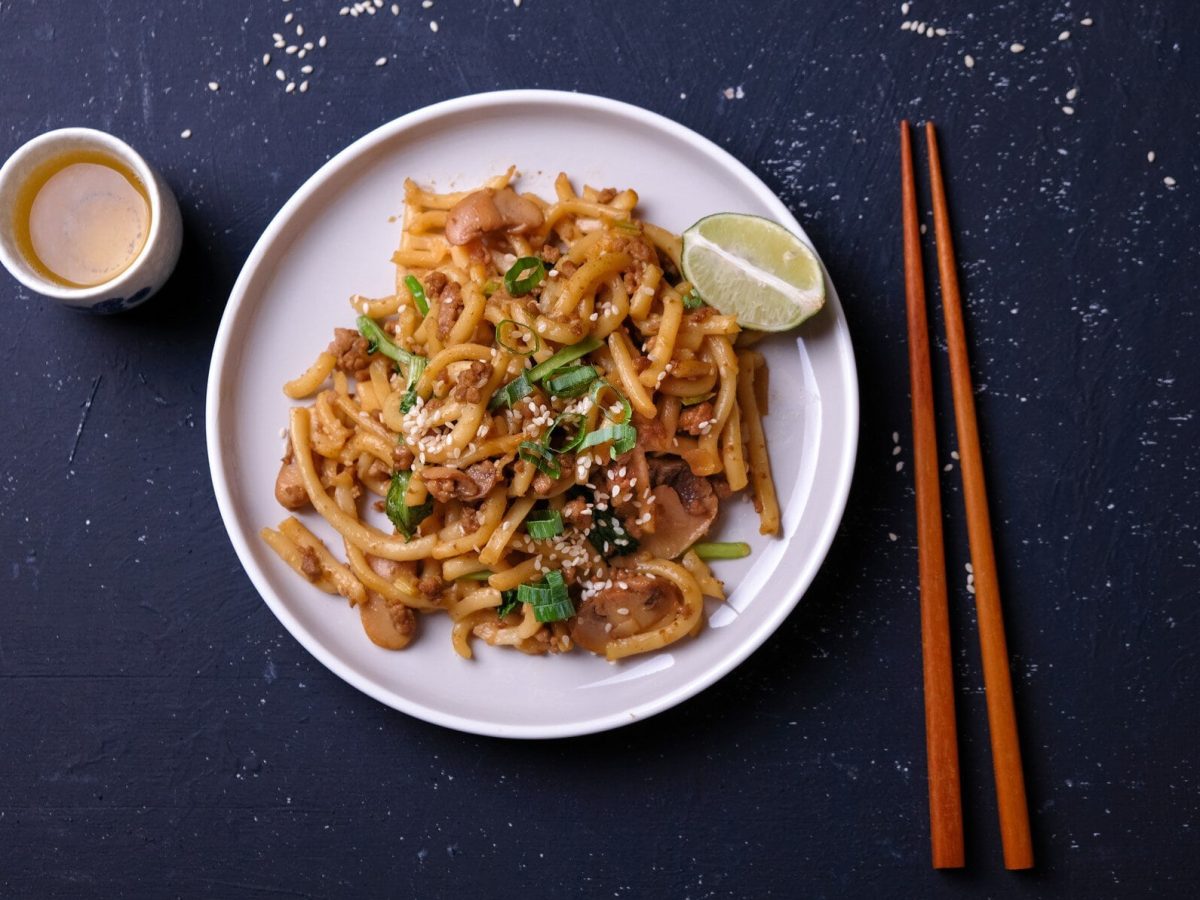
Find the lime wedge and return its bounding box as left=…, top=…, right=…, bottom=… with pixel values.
left=681, top=213, right=826, bottom=331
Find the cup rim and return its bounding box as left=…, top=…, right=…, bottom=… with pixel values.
left=0, top=126, right=168, bottom=301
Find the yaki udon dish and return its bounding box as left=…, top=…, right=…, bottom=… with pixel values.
left=261, top=169, right=791, bottom=662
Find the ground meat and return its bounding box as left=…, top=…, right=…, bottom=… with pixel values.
left=678, top=402, right=715, bottom=436
left=570, top=573, right=681, bottom=656
left=562, top=497, right=593, bottom=531
left=436, top=282, right=463, bottom=340
left=647, top=457, right=716, bottom=518
left=465, top=461, right=500, bottom=496
left=327, top=327, right=372, bottom=377
left=540, top=243, right=561, bottom=264
left=298, top=546, right=322, bottom=582
left=556, top=259, right=578, bottom=279
left=594, top=187, right=617, bottom=203
left=688, top=304, right=715, bottom=323
left=393, top=444, right=414, bottom=470
left=451, top=361, right=493, bottom=403
left=422, top=270, right=448, bottom=300
left=418, top=575, right=443, bottom=599
left=632, top=411, right=674, bottom=453
left=710, top=476, right=733, bottom=499
left=633, top=355, right=652, bottom=373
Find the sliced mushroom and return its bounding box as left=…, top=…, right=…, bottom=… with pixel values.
left=570, top=573, right=681, bottom=656
left=639, top=457, right=718, bottom=559
left=274, top=457, right=309, bottom=510
left=359, top=594, right=416, bottom=650
left=444, top=187, right=544, bottom=245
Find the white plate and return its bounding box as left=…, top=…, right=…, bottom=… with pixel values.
left=206, top=90, right=858, bottom=738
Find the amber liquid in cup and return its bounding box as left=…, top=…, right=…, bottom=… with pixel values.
left=12, top=149, right=151, bottom=288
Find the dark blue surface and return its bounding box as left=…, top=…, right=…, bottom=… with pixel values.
left=2, top=1, right=1198, bottom=897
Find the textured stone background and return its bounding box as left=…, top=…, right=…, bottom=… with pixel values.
left=1, top=1, right=1196, bottom=897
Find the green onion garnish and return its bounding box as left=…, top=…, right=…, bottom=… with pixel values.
left=496, top=588, right=521, bottom=617
left=544, top=364, right=598, bottom=398
left=542, top=412, right=588, bottom=454
left=527, top=335, right=602, bottom=383
left=525, top=508, right=564, bottom=540
left=483, top=280, right=500, bottom=298
left=682, top=289, right=705, bottom=310
left=404, top=275, right=429, bottom=317
left=517, top=570, right=575, bottom=622
left=580, top=423, right=638, bottom=458
left=681, top=391, right=715, bottom=407
left=487, top=372, right=535, bottom=411
left=385, top=470, right=433, bottom=541
left=691, top=541, right=752, bottom=560
left=589, top=380, right=632, bottom=424
left=612, top=219, right=641, bottom=235
left=357, top=316, right=427, bottom=412
left=457, top=570, right=493, bottom=581
left=504, top=257, right=547, bottom=297
left=496, top=319, right=541, bottom=356
left=518, top=440, right=561, bottom=480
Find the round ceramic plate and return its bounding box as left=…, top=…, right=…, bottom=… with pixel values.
left=206, top=90, right=858, bottom=738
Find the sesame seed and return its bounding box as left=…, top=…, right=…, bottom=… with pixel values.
left=1062, top=105, right=1074, bottom=115
left=944, top=463, right=953, bottom=471
left=1147, top=151, right=1155, bottom=163
left=1163, top=176, right=1177, bottom=187
left=1066, top=87, right=1078, bottom=100
left=207, top=81, right=219, bottom=91
left=301, top=64, right=313, bottom=74
left=285, top=45, right=297, bottom=54
left=375, top=56, right=388, bottom=66
left=299, top=81, right=309, bottom=93
left=262, top=53, right=271, bottom=65
left=295, top=24, right=303, bottom=36
left=616, top=607, right=629, bottom=615
left=896, top=461, right=905, bottom=472
left=892, top=431, right=899, bottom=444
left=1058, top=30, right=1070, bottom=41
left=422, top=0, right=433, bottom=7
left=916, top=22, right=926, bottom=34
left=900, top=1, right=910, bottom=12
left=297, top=49, right=307, bottom=59
left=892, top=445, right=901, bottom=456
left=1010, top=42, right=1025, bottom=53
left=935, top=27, right=947, bottom=37
left=392, top=2, right=400, bottom=13
left=179, top=128, right=192, bottom=139
left=272, top=32, right=283, bottom=42
left=888, top=532, right=898, bottom=542
left=318, top=35, right=327, bottom=47
left=285, top=82, right=295, bottom=93
left=1080, top=17, right=1093, bottom=26
left=900, top=21, right=911, bottom=31
left=964, top=54, right=975, bottom=68
left=284, top=12, right=294, bottom=24
left=430, top=20, right=439, bottom=32
left=275, top=69, right=286, bottom=81
left=951, top=450, right=959, bottom=459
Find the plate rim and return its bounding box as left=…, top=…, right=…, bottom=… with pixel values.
left=205, top=89, right=859, bottom=739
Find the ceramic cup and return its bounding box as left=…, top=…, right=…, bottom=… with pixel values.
left=0, top=127, right=182, bottom=313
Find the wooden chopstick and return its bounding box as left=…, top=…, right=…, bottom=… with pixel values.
left=900, top=120, right=965, bottom=870
left=925, top=121, right=1035, bottom=871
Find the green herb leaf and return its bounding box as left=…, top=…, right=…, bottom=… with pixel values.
left=404, top=275, right=429, bottom=316
left=682, top=289, right=705, bottom=310
left=504, top=257, right=547, bottom=297
left=457, top=570, right=493, bottom=581
left=385, top=470, right=433, bottom=541
left=496, top=588, right=521, bottom=618
left=525, top=508, right=564, bottom=540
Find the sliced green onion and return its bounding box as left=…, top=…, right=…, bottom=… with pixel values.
left=580, top=423, right=638, bottom=458
left=612, top=219, right=641, bottom=235
left=404, top=275, right=429, bottom=317
left=590, top=380, right=632, bottom=424
left=542, top=412, right=587, bottom=454
left=488, top=372, right=535, bottom=411
left=483, top=280, right=500, bottom=298
left=517, top=570, right=574, bottom=622
left=496, top=319, right=541, bottom=356
left=544, top=364, right=598, bottom=398
left=504, top=257, right=547, bottom=297
left=692, top=541, right=752, bottom=560
left=527, top=335, right=602, bottom=383
left=682, top=288, right=705, bottom=310
left=496, top=588, right=521, bottom=618
left=357, top=315, right=427, bottom=412
left=518, top=440, right=561, bottom=480
left=385, top=470, right=433, bottom=541
left=457, top=570, right=493, bottom=581
left=681, top=391, right=715, bottom=407
left=525, top=508, right=564, bottom=540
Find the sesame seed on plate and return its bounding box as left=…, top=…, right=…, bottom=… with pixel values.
left=318, top=35, right=327, bottom=47
left=1062, top=105, right=1075, bottom=115
left=1010, top=42, right=1025, bottom=53
left=1163, top=176, right=1177, bottom=187
left=275, top=69, right=286, bottom=81
left=430, top=20, right=439, bottom=32
left=1066, top=87, right=1078, bottom=100
left=284, top=12, right=294, bottom=24
left=262, top=53, right=271, bottom=65
left=1080, top=17, right=1093, bottom=26
left=375, top=56, right=388, bottom=66
left=1147, top=151, right=1155, bottom=163
left=1058, top=30, right=1070, bottom=41
left=285, top=82, right=295, bottom=93
left=207, top=81, right=219, bottom=91
left=180, top=128, right=192, bottom=139
left=299, top=81, right=309, bottom=93
left=301, top=64, right=313, bottom=74
left=964, top=54, right=975, bottom=68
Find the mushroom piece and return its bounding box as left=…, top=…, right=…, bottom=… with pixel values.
left=444, top=187, right=544, bottom=245
left=570, top=573, right=681, bottom=656
left=639, top=458, right=718, bottom=559
left=359, top=594, right=417, bottom=650
left=274, top=456, right=309, bottom=510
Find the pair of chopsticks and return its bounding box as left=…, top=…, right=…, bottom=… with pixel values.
left=900, top=120, right=1034, bottom=871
